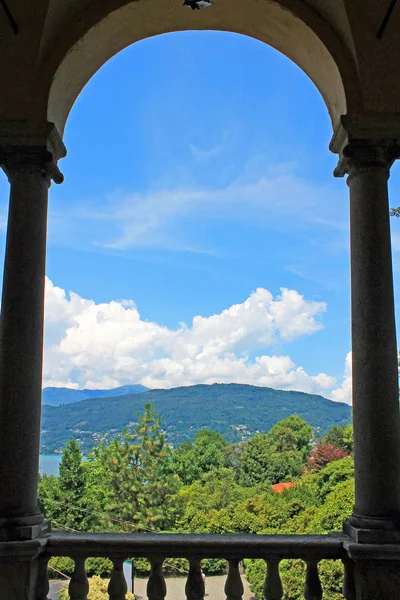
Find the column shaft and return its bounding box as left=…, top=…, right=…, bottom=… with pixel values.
left=0, top=160, right=50, bottom=530
left=348, top=145, right=400, bottom=523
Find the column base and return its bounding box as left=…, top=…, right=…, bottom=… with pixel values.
left=344, top=540, right=400, bottom=600
left=0, top=515, right=49, bottom=542
left=0, top=537, right=49, bottom=600
left=353, top=561, right=400, bottom=600
left=344, top=515, right=400, bottom=543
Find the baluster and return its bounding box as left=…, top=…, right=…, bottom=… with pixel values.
left=263, top=560, right=283, bottom=600
left=225, top=560, right=244, bottom=600
left=147, top=557, right=167, bottom=600
left=342, top=559, right=356, bottom=600
left=185, top=558, right=205, bottom=600
left=69, top=557, right=89, bottom=600
left=108, top=558, right=128, bottom=600
left=35, top=553, right=50, bottom=600
left=304, top=560, right=322, bottom=600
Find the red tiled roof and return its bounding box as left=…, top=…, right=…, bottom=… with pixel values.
left=271, top=481, right=295, bottom=493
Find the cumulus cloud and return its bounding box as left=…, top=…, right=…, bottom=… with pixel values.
left=43, top=278, right=336, bottom=394
left=331, top=351, right=352, bottom=404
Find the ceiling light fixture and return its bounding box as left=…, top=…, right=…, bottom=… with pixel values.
left=183, top=0, right=212, bottom=10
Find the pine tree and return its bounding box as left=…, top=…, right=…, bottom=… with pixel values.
left=99, top=403, right=179, bottom=531
left=58, top=438, right=88, bottom=529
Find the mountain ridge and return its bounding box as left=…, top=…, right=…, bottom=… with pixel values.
left=42, top=384, right=148, bottom=406
left=40, top=382, right=351, bottom=454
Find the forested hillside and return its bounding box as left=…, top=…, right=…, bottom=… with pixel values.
left=40, top=383, right=351, bottom=454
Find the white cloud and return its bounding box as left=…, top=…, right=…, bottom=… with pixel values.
left=104, top=171, right=338, bottom=250
left=43, top=278, right=335, bottom=394
left=331, top=351, right=352, bottom=404
left=49, top=162, right=345, bottom=253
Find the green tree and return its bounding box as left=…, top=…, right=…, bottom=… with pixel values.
left=177, top=468, right=252, bottom=532
left=96, top=403, right=179, bottom=531
left=238, top=433, right=272, bottom=486
left=171, top=429, right=228, bottom=485
left=307, top=478, right=354, bottom=532
left=313, top=456, right=354, bottom=503
left=342, top=424, right=354, bottom=453
left=59, top=438, right=92, bottom=529
left=238, top=416, right=312, bottom=487
left=267, top=415, right=312, bottom=457
left=239, top=433, right=304, bottom=487
left=59, top=438, right=85, bottom=495
left=38, top=473, right=64, bottom=528
left=39, top=438, right=94, bottom=531
left=223, top=441, right=245, bottom=476
left=323, top=424, right=354, bottom=453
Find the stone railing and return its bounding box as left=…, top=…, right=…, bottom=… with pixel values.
left=45, top=532, right=353, bottom=600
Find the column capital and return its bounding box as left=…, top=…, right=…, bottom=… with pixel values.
left=0, top=121, right=66, bottom=184
left=330, top=114, right=400, bottom=177
left=0, top=146, right=64, bottom=184
left=343, top=139, right=400, bottom=181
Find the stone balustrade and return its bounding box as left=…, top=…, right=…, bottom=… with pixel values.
left=42, top=532, right=352, bottom=600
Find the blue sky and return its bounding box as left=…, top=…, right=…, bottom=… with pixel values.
left=1, top=30, right=400, bottom=400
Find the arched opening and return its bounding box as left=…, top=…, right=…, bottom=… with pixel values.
left=42, top=0, right=360, bottom=137
left=45, top=30, right=349, bottom=399
left=38, top=34, right=357, bottom=590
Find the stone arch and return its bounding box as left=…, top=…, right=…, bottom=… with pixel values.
left=39, top=0, right=362, bottom=137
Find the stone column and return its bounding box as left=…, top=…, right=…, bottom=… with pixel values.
left=0, top=142, right=64, bottom=541
left=343, top=139, right=400, bottom=542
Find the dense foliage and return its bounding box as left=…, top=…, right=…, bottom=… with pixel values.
left=238, top=416, right=312, bottom=486
left=40, top=383, right=351, bottom=453
left=171, top=429, right=229, bottom=485
left=38, top=406, right=355, bottom=600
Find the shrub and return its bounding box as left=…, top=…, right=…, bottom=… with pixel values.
left=307, top=479, right=354, bottom=532
left=131, top=557, right=151, bottom=576
left=314, top=457, right=354, bottom=504
left=245, top=559, right=344, bottom=600
left=49, top=556, right=74, bottom=579
left=49, top=557, right=113, bottom=579
left=306, top=443, right=348, bottom=473
left=58, top=575, right=135, bottom=600
left=201, top=558, right=227, bottom=574
left=244, top=558, right=265, bottom=598
left=86, top=558, right=114, bottom=577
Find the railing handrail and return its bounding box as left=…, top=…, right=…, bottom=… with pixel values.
left=48, top=531, right=347, bottom=560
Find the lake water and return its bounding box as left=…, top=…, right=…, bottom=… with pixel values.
left=39, top=454, right=62, bottom=476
